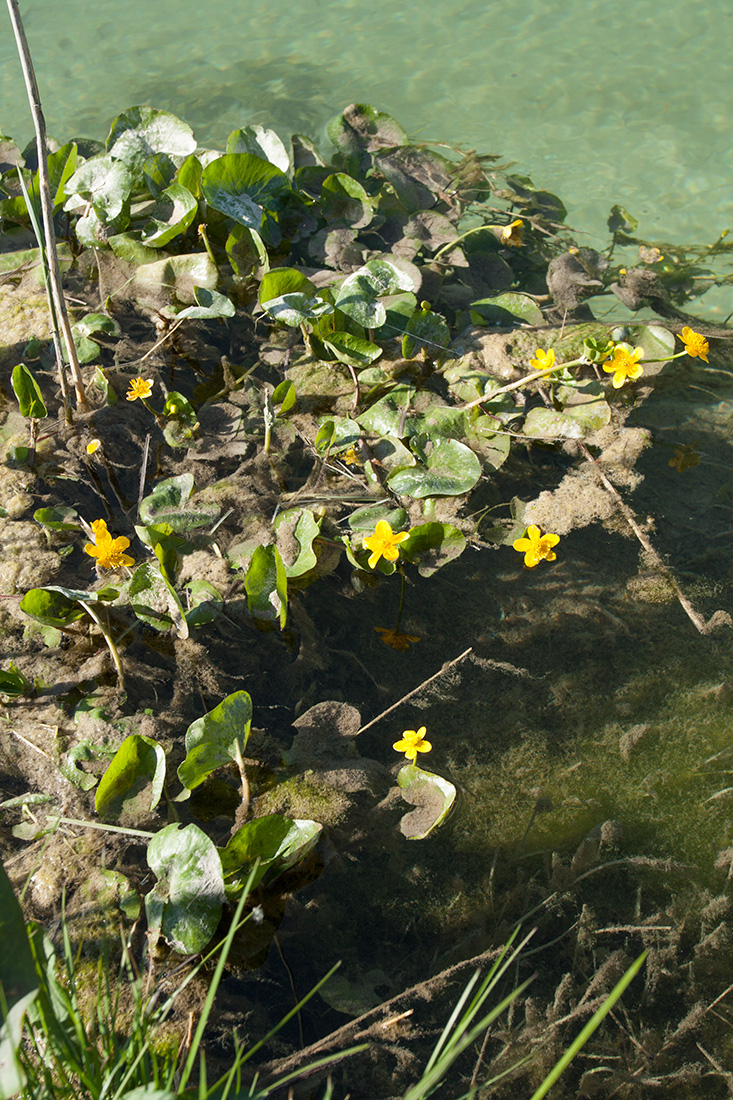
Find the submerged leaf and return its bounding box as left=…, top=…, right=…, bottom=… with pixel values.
left=397, top=764, right=456, bottom=839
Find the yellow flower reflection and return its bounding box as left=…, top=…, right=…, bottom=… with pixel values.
left=680, top=327, right=709, bottom=363
left=669, top=443, right=701, bottom=473
left=602, top=344, right=644, bottom=388
left=84, top=519, right=134, bottom=571
left=529, top=348, right=555, bottom=372
left=513, top=524, right=560, bottom=568
left=126, top=377, right=154, bottom=402
left=363, top=520, right=409, bottom=569
left=375, top=626, right=420, bottom=651
left=393, top=726, right=432, bottom=763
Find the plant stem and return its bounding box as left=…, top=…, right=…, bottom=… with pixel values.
left=77, top=598, right=125, bottom=691
left=6, top=0, right=86, bottom=409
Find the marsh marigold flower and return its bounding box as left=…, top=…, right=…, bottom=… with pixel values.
left=529, top=348, right=555, bottom=372
left=86, top=439, right=101, bottom=455
left=680, top=326, right=709, bottom=363
left=393, top=726, right=432, bottom=763
left=602, top=344, right=644, bottom=388
left=363, top=520, right=409, bottom=569
left=501, top=218, right=524, bottom=247
left=84, top=519, right=134, bottom=571
left=126, top=377, right=154, bottom=402
left=513, top=524, right=560, bottom=568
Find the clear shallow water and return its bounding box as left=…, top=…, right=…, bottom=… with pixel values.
left=1, top=0, right=732, bottom=270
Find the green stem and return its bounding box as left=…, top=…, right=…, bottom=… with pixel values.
left=77, top=599, right=125, bottom=692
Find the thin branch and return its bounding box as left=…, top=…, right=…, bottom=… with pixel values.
left=356, top=647, right=473, bottom=735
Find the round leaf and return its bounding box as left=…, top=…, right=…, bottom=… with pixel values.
left=202, top=153, right=290, bottom=229
left=387, top=439, right=481, bottom=497
left=177, top=690, right=253, bottom=794
left=145, top=823, right=224, bottom=954
left=107, top=107, right=196, bottom=185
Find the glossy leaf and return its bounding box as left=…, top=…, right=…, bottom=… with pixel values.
left=145, top=823, right=225, bottom=954
left=65, top=154, right=132, bottom=220
left=323, top=331, right=382, bottom=367
left=335, top=259, right=416, bottom=328
left=320, top=172, right=372, bottom=228
left=11, top=363, right=46, bottom=419
left=129, top=562, right=189, bottom=638
left=402, top=307, right=450, bottom=359
left=470, top=292, right=545, bottom=327
left=275, top=508, right=321, bottom=578
left=184, top=579, right=224, bottom=627
left=139, top=473, right=220, bottom=532
left=177, top=690, right=253, bottom=794
left=0, top=663, right=32, bottom=699
left=95, top=733, right=166, bottom=820
left=399, top=522, right=467, bottom=576
left=107, top=106, right=196, bottom=185
left=397, top=764, right=456, bottom=839
left=175, top=286, right=236, bottom=320
left=226, top=125, right=289, bottom=171
left=131, top=252, right=217, bottom=304
left=140, top=181, right=197, bottom=247
left=202, top=153, right=290, bottom=229
left=387, top=438, right=481, bottom=497
left=245, top=545, right=288, bottom=629
left=19, top=588, right=88, bottom=629
left=219, top=814, right=322, bottom=894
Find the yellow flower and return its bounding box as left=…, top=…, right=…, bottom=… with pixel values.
left=393, top=726, right=432, bottom=763
left=84, top=518, right=134, bottom=571
left=126, top=377, right=154, bottom=402
left=680, top=326, right=709, bottom=363
left=513, top=524, right=560, bottom=568
left=86, top=439, right=101, bottom=455
left=669, top=443, right=701, bottom=473
left=375, top=626, right=420, bottom=651
left=501, top=218, right=524, bottom=247
left=602, top=344, right=644, bottom=388
left=341, top=446, right=361, bottom=466
left=363, top=520, right=409, bottom=569
left=529, top=348, right=556, bottom=371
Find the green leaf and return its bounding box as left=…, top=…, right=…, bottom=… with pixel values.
left=184, top=579, right=224, bottom=627
left=402, top=307, right=450, bottom=359
left=202, top=153, right=290, bottom=230
left=323, top=331, right=382, bottom=367
left=0, top=858, right=37, bottom=1097
left=315, top=415, right=362, bottom=455
left=226, top=223, right=269, bottom=275
left=219, top=815, right=322, bottom=895
left=175, top=286, right=236, bottom=320
left=140, top=181, right=197, bottom=248
left=258, top=266, right=315, bottom=306
left=387, top=438, right=481, bottom=498
left=129, top=562, right=189, bottom=638
left=245, top=545, right=287, bottom=630
left=262, top=291, right=332, bottom=327
left=320, top=173, right=372, bottom=228
left=399, top=522, right=467, bottom=576
left=177, top=690, right=253, bottom=795
left=32, top=506, right=79, bottom=531
left=139, top=473, right=220, bottom=532
left=142, top=151, right=177, bottom=196
left=65, top=154, right=133, bottom=221
left=0, top=663, right=33, bottom=699
left=327, top=104, right=408, bottom=165
left=523, top=383, right=611, bottom=438
left=131, top=252, right=218, bottom=304
left=176, top=153, right=203, bottom=198
left=106, top=106, right=196, bottom=186
left=272, top=379, right=296, bottom=416
left=470, top=292, right=545, bottom=327
left=348, top=502, right=407, bottom=533
left=335, top=259, right=416, bottom=329
left=19, top=588, right=87, bottom=629
left=0, top=142, right=77, bottom=222
left=58, top=742, right=98, bottom=791
left=95, top=734, right=166, bottom=821
left=634, top=323, right=676, bottom=363
left=397, top=764, right=456, bottom=839
left=11, top=363, right=46, bottom=419
left=145, top=823, right=224, bottom=954
left=226, top=125, right=289, bottom=171
left=274, top=508, right=321, bottom=578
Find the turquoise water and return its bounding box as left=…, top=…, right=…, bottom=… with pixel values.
left=1, top=0, right=731, bottom=266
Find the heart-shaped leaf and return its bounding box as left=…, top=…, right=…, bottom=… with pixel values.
left=95, top=734, right=166, bottom=821
left=387, top=438, right=481, bottom=498
left=177, top=690, right=253, bottom=795
left=145, top=823, right=224, bottom=954
left=397, top=764, right=456, bottom=839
